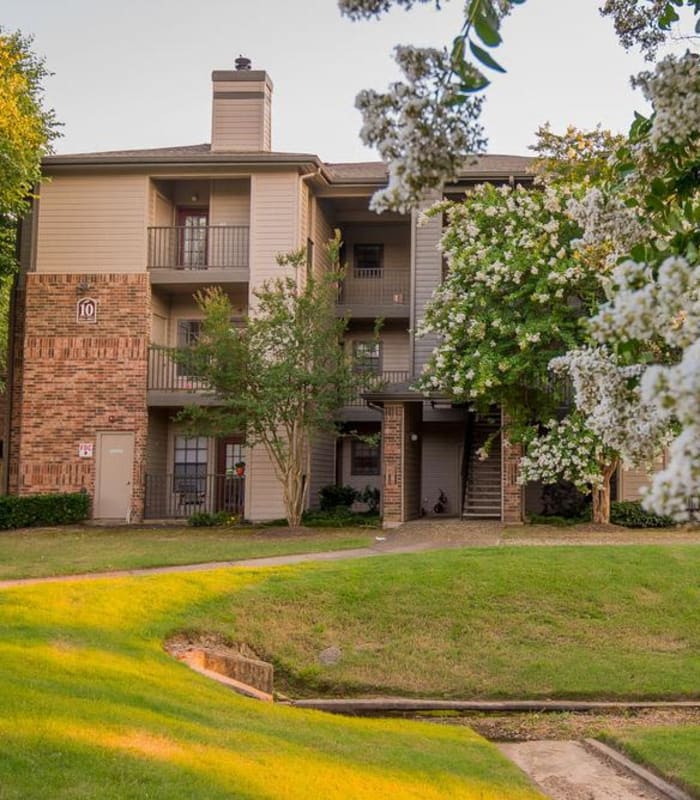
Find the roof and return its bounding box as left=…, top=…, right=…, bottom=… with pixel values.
left=44, top=145, right=533, bottom=183
left=325, top=154, right=533, bottom=185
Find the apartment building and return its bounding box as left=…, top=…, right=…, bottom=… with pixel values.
left=5, top=59, right=652, bottom=525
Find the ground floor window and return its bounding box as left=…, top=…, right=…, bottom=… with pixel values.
left=173, top=435, right=208, bottom=494
left=351, top=437, right=381, bottom=476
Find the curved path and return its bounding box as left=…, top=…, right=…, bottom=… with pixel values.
left=2, top=518, right=700, bottom=589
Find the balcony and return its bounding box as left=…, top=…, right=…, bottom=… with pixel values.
left=147, top=225, right=249, bottom=287
left=147, top=345, right=218, bottom=406
left=144, top=473, right=245, bottom=519
left=337, top=370, right=410, bottom=420
left=336, top=267, right=410, bottom=318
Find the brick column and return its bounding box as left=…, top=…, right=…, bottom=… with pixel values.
left=382, top=402, right=422, bottom=528
left=501, top=409, right=524, bottom=524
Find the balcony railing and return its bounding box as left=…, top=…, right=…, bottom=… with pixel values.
left=144, top=473, right=244, bottom=519
left=337, top=267, right=410, bottom=309
left=148, top=345, right=211, bottom=393
left=345, top=370, right=410, bottom=407
left=147, top=225, right=249, bottom=269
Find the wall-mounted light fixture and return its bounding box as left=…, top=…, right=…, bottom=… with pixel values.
left=191, top=193, right=199, bottom=203
left=410, top=432, right=419, bottom=442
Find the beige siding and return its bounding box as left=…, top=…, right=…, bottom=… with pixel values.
left=36, top=174, right=148, bottom=273
left=312, top=196, right=334, bottom=279
left=412, top=200, right=442, bottom=376
left=210, top=179, right=250, bottom=226
left=342, top=223, right=410, bottom=272
left=421, top=422, right=463, bottom=517
left=345, top=329, right=410, bottom=372
left=619, top=456, right=666, bottom=501
left=309, top=433, right=336, bottom=509
left=246, top=443, right=286, bottom=521
left=249, top=172, right=299, bottom=299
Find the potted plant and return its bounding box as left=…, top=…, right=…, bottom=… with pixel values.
left=234, top=461, right=246, bottom=477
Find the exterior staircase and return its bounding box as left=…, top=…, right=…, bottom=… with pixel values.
left=462, top=417, right=502, bottom=519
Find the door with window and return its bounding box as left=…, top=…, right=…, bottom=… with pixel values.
left=216, top=437, right=245, bottom=514
left=177, top=209, right=208, bottom=268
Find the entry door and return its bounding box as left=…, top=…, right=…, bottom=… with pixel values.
left=177, top=208, right=208, bottom=268
left=95, top=432, right=135, bottom=519
left=215, top=437, right=244, bottom=513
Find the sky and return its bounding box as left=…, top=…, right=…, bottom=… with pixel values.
left=1, top=0, right=683, bottom=162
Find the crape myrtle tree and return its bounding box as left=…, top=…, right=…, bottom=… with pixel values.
left=0, top=28, right=58, bottom=374
left=176, top=234, right=363, bottom=528
left=340, top=0, right=700, bottom=521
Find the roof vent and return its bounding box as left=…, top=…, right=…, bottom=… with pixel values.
left=235, top=56, right=252, bottom=71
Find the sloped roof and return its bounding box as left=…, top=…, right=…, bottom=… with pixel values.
left=45, top=143, right=533, bottom=183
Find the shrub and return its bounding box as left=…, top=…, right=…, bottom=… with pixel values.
left=187, top=511, right=240, bottom=528
left=610, top=501, right=675, bottom=528
left=357, top=485, right=380, bottom=513
left=302, top=508, right=381, bottom=529
left=0, top=492, right=91, bottom=530
left=319, top=484, right=357, bottom=511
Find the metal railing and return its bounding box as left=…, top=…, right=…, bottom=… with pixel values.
left=345, top=370, right=410, bottom=406
left=144, top=473, right=245, bottom=519
left=147, top=225, right=249, bottom=269
left=148, top=345, right=212, bottom=393
left=337, top=267, right=410, bottom=308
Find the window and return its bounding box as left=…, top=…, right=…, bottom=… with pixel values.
left=177, top=319, right=202, bottom=347
left=351, top=438, right=381, bottom=475
left=353, top=341, right=382, bottom=374
left=354, top=244, right=383, bottom=278
left=173, top=436, right=208, bottom=497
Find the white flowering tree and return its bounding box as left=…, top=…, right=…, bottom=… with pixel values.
left=338, top=0, right=699, bottom=212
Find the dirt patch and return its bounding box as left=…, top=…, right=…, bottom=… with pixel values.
left=432, top=708, right=700, bottom=741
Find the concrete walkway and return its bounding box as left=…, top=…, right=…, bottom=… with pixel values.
left=2, top=518, right=699, bottom=590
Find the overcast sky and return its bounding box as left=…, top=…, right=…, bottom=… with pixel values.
left=2, top=0, right=681, bottom=162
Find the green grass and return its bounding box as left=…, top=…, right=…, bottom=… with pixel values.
left=603, top=727, right=700, bottom=798
left=0, top=570, right=542, bottom=799
left=0, top=525, right=373, bottom=580
left=179, top=546, right=700, bottom=699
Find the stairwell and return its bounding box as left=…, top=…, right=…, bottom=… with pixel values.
left=462, top=417, right=502, bottom=519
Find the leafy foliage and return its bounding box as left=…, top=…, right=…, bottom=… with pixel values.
left=319, top=484, right=359, bottom=511
left=610, top=500, right=675, bottom=527
left=0, top=492, right=90, bottom=530
left=0, top=28, right=58, bottom=277
left=177, top=235, right=361, bottom=528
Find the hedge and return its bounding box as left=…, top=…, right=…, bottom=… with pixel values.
left=610, top=500, right=675, bottom=528
left=0, top=492, right=91, bottom=530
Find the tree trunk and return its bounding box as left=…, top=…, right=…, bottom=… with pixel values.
left=591, top=459, right=619, bottom=524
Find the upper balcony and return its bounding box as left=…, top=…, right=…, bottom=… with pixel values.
left=147, top=225, right=249, bottom=288
left=147, top=345, right=219, bottom=406
left=336, top=267, right=410, bottom=319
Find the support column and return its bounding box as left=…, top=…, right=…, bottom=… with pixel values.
left=382, top=402, right=422, bottom=528
left=501, top=410, right=524, bottom=524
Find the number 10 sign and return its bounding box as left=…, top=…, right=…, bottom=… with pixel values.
left=77, top=297, right=97, bottom=324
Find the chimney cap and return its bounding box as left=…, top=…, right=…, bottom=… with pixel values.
left=235, top=55, right=252, bottom=71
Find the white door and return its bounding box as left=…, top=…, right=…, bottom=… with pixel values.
left=95, top=432, right=135, bottom=519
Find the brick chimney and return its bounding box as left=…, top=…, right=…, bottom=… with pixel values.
left=211, top=57, right=273, bottom=152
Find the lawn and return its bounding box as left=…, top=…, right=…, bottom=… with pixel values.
left=0, top=525, right=373, bottom=580
left=0, top=570, right=542, bottom=799
left=604, top=727, right=700, bottom=797
left=179, top=546, right=700, bottom=699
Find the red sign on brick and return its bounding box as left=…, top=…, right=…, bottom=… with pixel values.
left=76, top=297, right=97, bottom=324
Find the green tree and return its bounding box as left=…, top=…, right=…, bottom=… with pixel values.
left=177, top=235, right=362, bottom=528
left=0, top=28, right=58, bottom=277
left=0, top=28, right=58, bottom=378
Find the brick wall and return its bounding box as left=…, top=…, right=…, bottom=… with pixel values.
left=8, top=273, right=150, bottom=520
left=382, top=401, right=422, bottom=526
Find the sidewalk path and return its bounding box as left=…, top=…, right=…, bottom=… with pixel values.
left=2, top=518, right=699, bottom=589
